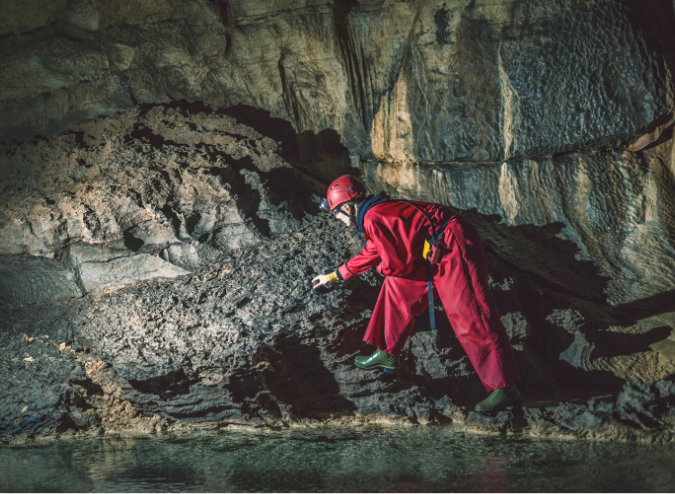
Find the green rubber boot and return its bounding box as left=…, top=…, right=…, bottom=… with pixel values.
left=474, top=385, right=522, bottom=412
left=354, top=349, right=399, bottom=374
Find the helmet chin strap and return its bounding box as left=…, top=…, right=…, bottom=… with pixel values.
left=336, top=202, right=357, bottom=225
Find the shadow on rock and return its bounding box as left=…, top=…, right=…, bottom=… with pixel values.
left=256, top=335, right=357, bottom=419
left=222, top=104, right=353, bottom=185
left=588, top=326, right=673, bottom=359
left=616, top=289, right=675, bottom=320
left=128, top=369, right=199, bottom=402
left=464, top=210, right=611, bottom=301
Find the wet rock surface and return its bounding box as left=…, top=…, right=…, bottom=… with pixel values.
left=1, top=0, right=675, bottom=444
left=1, top=105, right=675, bottom=443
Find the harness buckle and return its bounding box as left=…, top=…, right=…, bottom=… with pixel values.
left=423, top=238, right=443, bottom=264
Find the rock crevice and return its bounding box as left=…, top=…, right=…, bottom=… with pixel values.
left=1, top=0, right=675, bottom=443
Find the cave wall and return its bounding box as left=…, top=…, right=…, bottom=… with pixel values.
left=2, top=0, right=675, bottom=439
left=2, top=0, right=675, bottom=305
left=0, top=106, right=307, bottom=305
left=2, top=0, right=673, bottom=158
left=361, top=141, right=675, bottom=305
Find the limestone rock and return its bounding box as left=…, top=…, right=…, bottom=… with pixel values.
left=361, top=139, right=675, bottom=305
left=1, top=0, right=675, bottom=442
left=1, top=0, right=673, bottom=161
left=0, top=106, right=298, bottom=305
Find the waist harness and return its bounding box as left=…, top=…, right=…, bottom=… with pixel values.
left=397, top=201, right=455, bottom=331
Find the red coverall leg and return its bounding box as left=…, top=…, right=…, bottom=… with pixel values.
left=363, top=217, right=521, bottom=392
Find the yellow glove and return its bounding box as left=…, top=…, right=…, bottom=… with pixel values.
left=312, top=272, right=340, bottom=289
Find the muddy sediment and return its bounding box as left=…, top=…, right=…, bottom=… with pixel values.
left=1, top=100, right=675, bottom=444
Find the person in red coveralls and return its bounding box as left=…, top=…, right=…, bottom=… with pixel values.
left=312, top=175, right=522, bottom=412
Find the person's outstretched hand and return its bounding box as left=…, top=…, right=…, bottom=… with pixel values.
left=312, top=274, right=329, bottom=290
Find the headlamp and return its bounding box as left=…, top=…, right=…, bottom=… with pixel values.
left=319, top=197, right=331, bottom=212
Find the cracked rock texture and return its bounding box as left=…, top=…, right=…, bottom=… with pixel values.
left=0, top=106, right=303, bottom=305
left=1, top=0, right=675, bottom=442
left=0, top=107, right=674, bottom=442
left=1, top=0, right=673, bottom=160
left=2, top=0, right=675, bottom=305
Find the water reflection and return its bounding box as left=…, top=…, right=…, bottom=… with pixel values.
left=1, top=426, right=674, bottom=492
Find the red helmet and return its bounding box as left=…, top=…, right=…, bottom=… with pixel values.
left=319, top=175, right=366, bottom=212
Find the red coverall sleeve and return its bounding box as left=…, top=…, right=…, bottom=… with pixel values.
left=337, top=239, right=381, bottom=281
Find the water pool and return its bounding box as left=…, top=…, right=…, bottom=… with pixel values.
left=1, top=426, right=674, bottom=492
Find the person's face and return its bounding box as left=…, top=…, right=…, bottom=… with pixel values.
left=335, top=203, right=354, bottom=226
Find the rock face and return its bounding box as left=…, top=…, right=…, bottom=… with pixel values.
left=1, top=106, right=675, bottom=443
left=2, top=0, right=673, bottom=157
left=2, top=0, right=675, bottom=304
left=1, top=0, right=675, bottom=442
left=0, top=106, right=301, bottom=305
left=362, top=142, right=675, bottom=305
